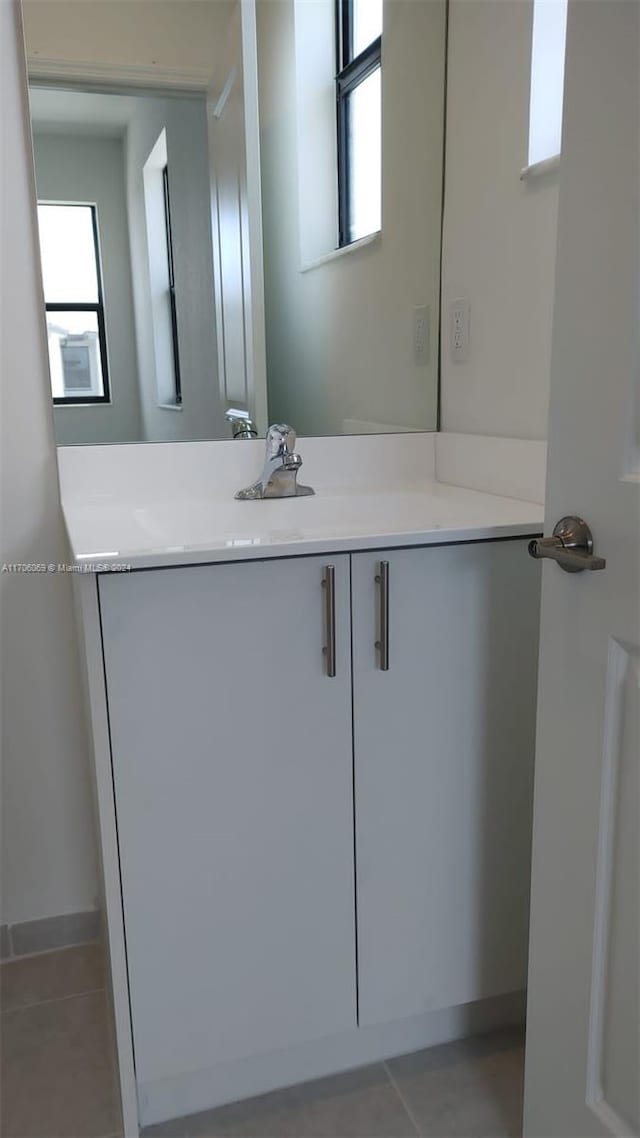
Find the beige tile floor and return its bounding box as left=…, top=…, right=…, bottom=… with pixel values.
left=1, top=944, right=120, bottom=1138
left=1, top=945, right=525, bottom=1138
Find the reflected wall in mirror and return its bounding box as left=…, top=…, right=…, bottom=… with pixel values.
left=23, top=0, right=446, bottom=444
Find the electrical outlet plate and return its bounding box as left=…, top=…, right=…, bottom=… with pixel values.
left=413, top=305, right=430, bottom=367
left=450, top=299, right=470, bottom=363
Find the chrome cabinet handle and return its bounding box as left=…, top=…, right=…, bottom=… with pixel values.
left=375, top=560, right=390, bottom=671
left=322, top=565, right=336, bottom=677
left=528, top=516, right=606, bottom=573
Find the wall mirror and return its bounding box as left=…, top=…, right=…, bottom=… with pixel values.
left=22, top=0, right=446, bottom=444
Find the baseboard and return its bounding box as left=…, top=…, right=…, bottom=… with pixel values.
left=0, top=910, right=101, bottom=960
left=139, top=989, right=526, bottom=1128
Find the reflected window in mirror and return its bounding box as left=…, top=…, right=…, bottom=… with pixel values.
left=37, top=202, right=110, bottom=404
left=142, top=130, right=183, bottom=411
left=336, top=0, right=382, bottom=246
left=162, top=165, right=182, bottom=406
left=528, top=0, right=568, bottom=166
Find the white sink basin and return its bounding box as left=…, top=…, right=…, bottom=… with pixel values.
left=64, top=483, right=543, bottom=568
left=135, top=491, right=442, bottom=548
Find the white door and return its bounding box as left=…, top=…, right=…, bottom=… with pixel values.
left=523, top=2, right=639, bottom=1136
left=99, top=555, right=355, bottom=1125
left=352, top=541, right=540, bottom=1027
left=208, top=0, right=268, bottom=433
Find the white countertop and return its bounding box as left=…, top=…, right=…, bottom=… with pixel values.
left=57, top=433, right=545, bottom=570
left=62, top=483, right=543, bottom=570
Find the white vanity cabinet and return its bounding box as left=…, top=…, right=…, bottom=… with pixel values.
left=95, top=535, right=540, bottom=1128
left=351, top=540, right=540, bottom=1027
left=98, top=555, right=357, bottom=1099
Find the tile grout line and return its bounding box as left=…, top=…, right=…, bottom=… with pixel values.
left=383, top=1060, right=424, bottom=1138
left=1, top=985, right=106, bottom=1016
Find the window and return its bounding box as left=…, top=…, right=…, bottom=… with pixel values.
left=143, top=130, right=182, bottom=408
left=335, top=0, right=382, bottom=246
left=37, top=203, right=110, bottom=404
left=528, top=0, right=568, bottom=167
left=162, top=165, right=182, bottom=405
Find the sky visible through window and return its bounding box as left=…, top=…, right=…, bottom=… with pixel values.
left=352, top=0, right=382, bottom=56
left=348, top=66, right=382, bottom=242
left=528, top=0, right=568, bottom=166
left=37, top=204, right=99, bottom=304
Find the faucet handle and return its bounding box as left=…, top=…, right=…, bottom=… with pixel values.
left=266, top=423, right=296, bottom=458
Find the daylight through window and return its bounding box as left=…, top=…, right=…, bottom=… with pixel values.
left=336, top=0, right=382, bottom=246
left=37, top=203, right=110, bottom=404
left=528, top=0, right=568, bottom=167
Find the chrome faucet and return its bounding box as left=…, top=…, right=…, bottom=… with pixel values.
left=225, top=408, right=258, bottom=439
left=235, top=424, right=314, bottom=500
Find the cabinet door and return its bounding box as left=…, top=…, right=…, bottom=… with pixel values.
left=99, top=555, right=355, bottom=1092
left=352, top=540, right=540, bottom=1027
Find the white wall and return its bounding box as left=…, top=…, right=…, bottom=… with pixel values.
left=1, top=0, right=98, bottom=926
left=126, top=95, right=226, bottom=442
left=440, top=0, right=559, bottom=440
left=257, top=0, right=445, bottom=436
left=33, top=131, right=143, bottom=445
